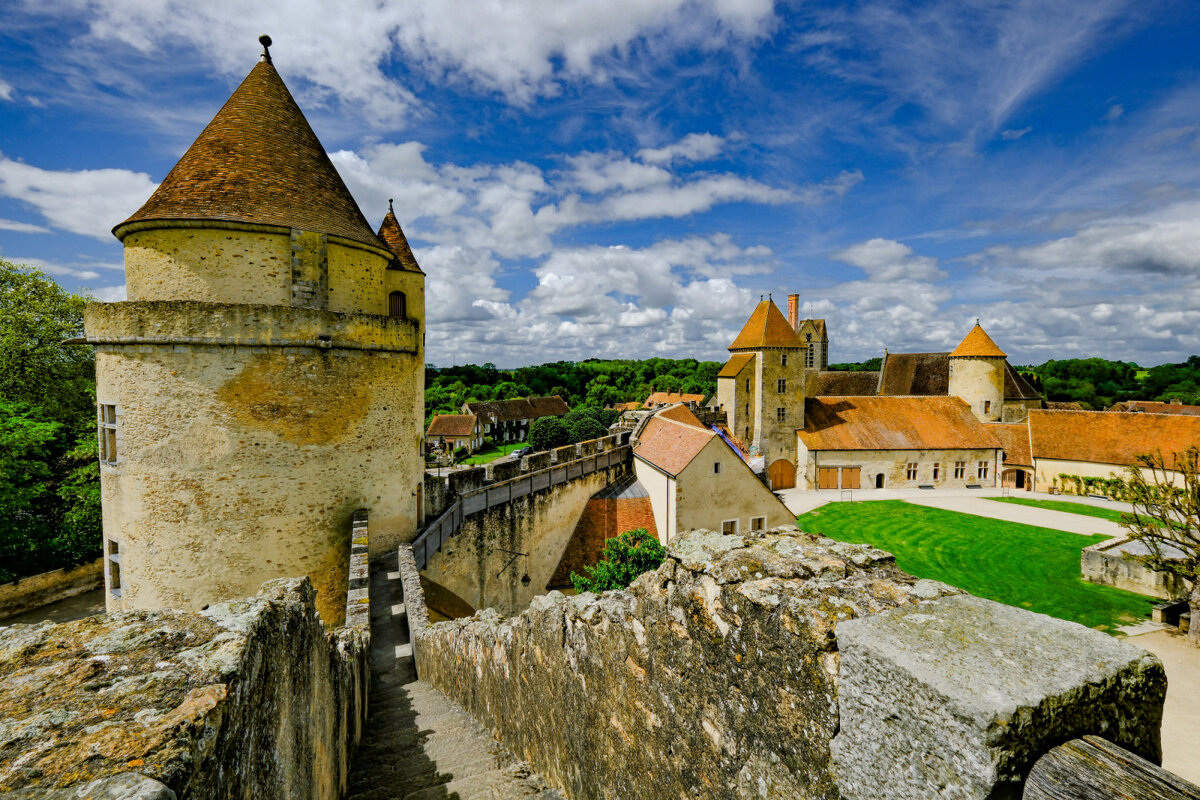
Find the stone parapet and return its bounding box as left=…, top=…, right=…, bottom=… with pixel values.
left=408, top=528, right=1167, bottom=800
left=0, top=558, right=103, bottom=620
left=84, top=300, right=419, bottom=354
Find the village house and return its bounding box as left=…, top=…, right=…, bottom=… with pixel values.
left=461, top=396, right=569, bottom=442
left=631, top=404, right=793, bottom=542
left=426, top=414, right=483, bottom=454
left=642, top=391, right=706, bottom=409
left=1108, top=399, right=1200, bottom=416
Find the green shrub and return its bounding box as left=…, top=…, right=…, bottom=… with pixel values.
left=529, top=417, right=570, bottom=451
left=570, top=528, right=666, bottom=593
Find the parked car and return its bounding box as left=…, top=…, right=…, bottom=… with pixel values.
left=513, top=446, right=534, bottom=458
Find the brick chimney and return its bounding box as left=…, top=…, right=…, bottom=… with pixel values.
left=788, top=293, right=800, bottom=330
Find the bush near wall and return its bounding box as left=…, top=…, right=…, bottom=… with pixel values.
left=1055, top=474, right=1131, bottom=501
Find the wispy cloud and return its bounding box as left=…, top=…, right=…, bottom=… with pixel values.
left=0, top=217, right=50, bottom=234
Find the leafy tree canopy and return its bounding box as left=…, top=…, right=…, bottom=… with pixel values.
left=528, top=417, right=570, bottom=451
left=569, top=528, right=666, bottom=593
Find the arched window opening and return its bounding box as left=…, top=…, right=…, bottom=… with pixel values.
left=388, top=291, right=406, bottom=319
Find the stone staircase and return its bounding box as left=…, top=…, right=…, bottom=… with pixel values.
left=346, top=552, right=561, bottom=800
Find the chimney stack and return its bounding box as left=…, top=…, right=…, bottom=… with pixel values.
left=788, top=293, right=800, bottom=330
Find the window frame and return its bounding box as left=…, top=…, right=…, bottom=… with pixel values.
left=98, top=403, right=118, bottom=465
left=777, top=378, right=786, bottom=393
left=906, top=462, right=918, bottom=481
left=107, top=539, right=122, bottom=598
left=977, top=461, right=990, bottom=480
left=750, top=516, right=766, bottom=532
left=388, top=290, right=407, bottom=319
left=775, top=407, right=785, bottom=422
left=713, top=461, right=722, bottom=475
left=954, top=461, right=966, bottom=479
left=721, top=519, right=739, bottom=536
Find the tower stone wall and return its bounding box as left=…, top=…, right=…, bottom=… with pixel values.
left=948, top=356, right=1005, bottom=422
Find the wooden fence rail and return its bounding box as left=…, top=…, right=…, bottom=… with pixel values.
left=1023, top=736, right=1200, bottom=800
left=412, top=445, right=630, bottom=569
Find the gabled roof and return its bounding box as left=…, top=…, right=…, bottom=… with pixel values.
left=1028, top=410, right=1200, bottom=467
left=377, top=206, right=424, bottom=273
left=114, top=57, right=382, bottom=249
left=809, top=370, right=879, bottom=397
left=427, top=414, right=477, bottom=437
left=644, top=392, right=705, bottom=407
left=656, top=403, right=708, bottom=428
left=1108, top=400, right=1200, bottom=417
left=634, top=413, right=718, bottom=476
left=797, top=318, right=827, bottom=338
left=464, top=396, right=567, bottom=423
left=798, top=396, right=999, bottom=452
left=990, top=423, right=1032, bottom=467
left=717, top=353, right=755, bottom=378
left=878, top=352, right=951, bottom=396
left=1004, top=363, right=1040, bottom=401
left=951, top=324, right=1006, bottom=358
left=729, top=300, right=803, bottom=350
left=527, top=395, right=570, bottom=417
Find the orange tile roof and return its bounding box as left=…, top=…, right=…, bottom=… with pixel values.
left=950, top=324, right=1006, bottom=358
left=464, top=396, right=567, bottom=422
left=634, top=414, right=717, bottom=476
left=798, top=396, right=1000, bottom=451
left=989, top=423, right=1032, bottom=466
left=427, top=414, right=477, bottom=437
left=1109, top=400, right=1200, bottom=417
left=656, top=404, right=708, bottom=428
left=1028, top=409, right=1200, bottom=466
left=377, top=205, right=424, bottom=274
left=729, top=300, right=802, bottom=350
left=878, top=352, right=951, bottom=396
left=114, top=58, right=382, bottom=249
left=643, top=392, right=705, bottom=407
left=717, top=353, right=755, bottom=378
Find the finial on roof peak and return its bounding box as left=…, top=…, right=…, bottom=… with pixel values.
left=975, top=317, right=980, bottom=326
left=259, top=34, right=273, bottom=64
left=760, top=294, right=763, bottom=302
left=388, top=198, right=394, bottom=213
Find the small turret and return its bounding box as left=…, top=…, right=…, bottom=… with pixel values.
left=948, top=322, right=1006, bottom=422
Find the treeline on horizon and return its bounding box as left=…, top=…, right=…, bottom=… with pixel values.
left=426, top=354, right=1200, bottom=420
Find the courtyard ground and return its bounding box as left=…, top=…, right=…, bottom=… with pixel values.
left=460, top=441, right=527, bottom=465
left=1125, top=628, right=1200, bottom=785
left=987, top=496, right=1128, bottom=523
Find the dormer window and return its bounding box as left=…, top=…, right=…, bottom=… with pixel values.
left=388, top=291, right=406, bottom=319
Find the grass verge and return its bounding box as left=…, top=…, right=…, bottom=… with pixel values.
left=460, top=441, right=526, bottom=465
left=987, top=496, right=1126, bottom=523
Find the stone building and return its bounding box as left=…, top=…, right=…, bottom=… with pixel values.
left=796, top=396, right=1002, bottom=491
left=426, top=414, right=483, bottom=454
left=631, top=404, right=793, bottom=542
left=461, top=396, right=569, bottom=442
left=84, top=39, right=425, bottom=623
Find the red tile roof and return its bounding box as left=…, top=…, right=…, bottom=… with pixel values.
left=990, top=423, right=1032, bottom=466
left=644, top=392, right=705, bottom=408
left=798, top=396, right=1000, bottom=451
left=114, top=59, right=382, bottom=249
left=427, top=414, right=478, bottom=437
left=729, top=300, right=803, bottom=350
left=377, top=206, right=424, bottom=273
left=878, top=352, right=951, bottom=396
left=950, top=324, right=1006, bottom=358
left=1108, top=400, right=1200, bottom=416
left=634, top=414, right=717, bottom=476
left=464, top=396, right=568, bottom=422
left=717, top=353, right=755, bottom=378
left=656, top=404, right=708, bottom=428
left=1028, top=409, right=1200, bottom=466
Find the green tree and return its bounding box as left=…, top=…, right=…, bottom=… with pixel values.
left=529, top=417, right=570, bottom=451
left=570, top=528, right=666, bottom=593
left=0, top=400, right=63, bottom=582
left=568, top=416, right=607, bottom=443
left=1120, top=447, right=1200, bottom=646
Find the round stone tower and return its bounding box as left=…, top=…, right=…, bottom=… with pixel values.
left=84, top=38, right=425, bottom=624
left=948, top=322, right=1006, bottom=422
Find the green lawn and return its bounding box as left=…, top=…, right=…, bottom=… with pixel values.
left=987, top=496, right=1126, bottom=523
left=460, top=441, right=526, bottom=465
left=797, top=500, right=1156, bottom=633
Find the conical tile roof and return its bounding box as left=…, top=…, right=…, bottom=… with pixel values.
left=729, top=300, right=802, bottom=350
left=114, top=58, right=382, bottom=249
left=950, top=324, right=1006, bottom=358
left=377, top=204, right=424, bottom=274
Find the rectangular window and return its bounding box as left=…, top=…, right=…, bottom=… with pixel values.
left=777, top=378, right=786, bottom=393
left=978, top=461, right=990, bottom=479
left=745, top=378, right=750, bottom=392
left=776, top=407, right=785, bottom=422
left=98, top=404, right=117, bottom=465
left=906, top=462, right=918, bottom=480
left=781, top=353, right=788, bottom=367
left=107, top=539, right=122, bottom=597
left=721, top=519, right=739, bottom=535
left=932, top=463, right=940, bottom=480
left=954, top=461, right=966, bottom=479
left=744, top=403, right=749, bottom=417
left=750, top=516, right=766, bottom=532
left=984, top=400, right=991, bottom=414
left=713, top=461, right=722, bottom=475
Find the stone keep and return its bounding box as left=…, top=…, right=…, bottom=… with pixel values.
left=948, top=323, right=1006, bottom=422
left=84, top=41, right=425, bottom=624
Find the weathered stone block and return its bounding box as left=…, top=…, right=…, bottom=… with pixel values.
left=551, top=444, right=577, bottom=464
left=526, top=452, right=551, bottom=472
left=448, top=466, right=486, bottom=496
left=830, top=594, right=1166, bottom=800
left=489, top=460, right=521, bottom=483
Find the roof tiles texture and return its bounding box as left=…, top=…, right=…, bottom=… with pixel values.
left=810, top=370, right=879, bottom=397
left=729, top=300, right=803, bottom=350
left=878, top=353, right=951, bottom=396
left=798, top=396, right=1000, bottom=451
left=377, top=210, right=424, bottom=273
left=717, top=353, right=755, bottom=378
left=990, top=423, right=1032, bottom=466
left=115, top=61, right=382, bottom=249
left=464, top=396, right=568, bottom=423
left=634, top=414, right=716, bottom=476
left=950, top=324, right=1007, bottom=358
left=1109, top=400, right=1200, bottom=417
left=427, top=414, right=478, bottom=437
left=1004, top=363, right=1041, bottom=401
left=644, top=392, right=705, bottom=407
left=656, top=404, right=708, bottom=428
left=1028, top=409, right=1200, bottom=466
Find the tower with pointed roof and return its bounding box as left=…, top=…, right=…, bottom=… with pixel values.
left=948, top=322, right=1006, bottom=422
left=716, top=297, right=807, bottom=488
left=83, top=37, right=425, bottom=623
left=787, top=293, right=829, bottom=370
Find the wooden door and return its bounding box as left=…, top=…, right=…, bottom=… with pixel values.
left=817, top=466, right=838, bottom=490
left=841, top=467, right=861, bottom=489
left=770, top=459, right=796, bottom=490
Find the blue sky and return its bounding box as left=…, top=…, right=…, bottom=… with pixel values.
left=1, top=0, right=1198, bottom=367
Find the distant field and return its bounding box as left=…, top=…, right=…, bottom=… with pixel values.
left=797, top=500, right=1155, bottom=633
left=987, top=496, right=1126, bottom=523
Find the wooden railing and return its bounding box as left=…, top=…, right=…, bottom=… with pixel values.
left=412, top=445, right=631, bottom=569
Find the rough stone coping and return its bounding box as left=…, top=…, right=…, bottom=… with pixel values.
left=5, top=772, right=176, bottom=799
left=345, top=511, right=370, bottom=629
left=831, top=593, right=1167, bottom=800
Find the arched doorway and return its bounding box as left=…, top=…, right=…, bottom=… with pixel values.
left=875, top=474, right=884, bottom=489
left=769, top=459, right=795, bottom=490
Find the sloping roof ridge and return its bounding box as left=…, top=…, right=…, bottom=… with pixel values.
left=951, top=324, right=1007, bottom=358
left=377, top=207, right=424, bottom=273
left=729, top=300, right=802, bottom=350
left=115, top=57, right=382, bottom=249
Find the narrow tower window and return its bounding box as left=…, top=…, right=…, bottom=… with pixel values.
left=781, top=353, right=788, bottom=367
left=388, top=290, right=407, bottom=319
left=107, top=539, right=122, bottom=598
left=98, top=404, right=117, bottom=465
left=984, top=400, right=991, bottom=414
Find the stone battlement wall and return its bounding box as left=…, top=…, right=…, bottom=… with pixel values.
left=0, top=558, right=103, bottom=620
left=0, top=576, right=369, bottom=799
left=401, top=528, right=1166, bottom=800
